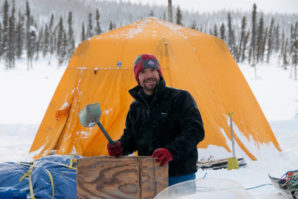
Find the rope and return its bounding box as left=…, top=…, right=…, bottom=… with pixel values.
left=19, top=163, right=33, bottom=182
left=200, top=172, right=273, bottom=191
left=245, top=183, right=272, bottom=190
left=43, top=160, right=77, bottom=170
left=19, top=164, right=36, bottom=199
left=28, top=171, right=36, bottom=199
left=45, top=169, right=55, bottom=198
left=69, top=158, right=77, bottom=168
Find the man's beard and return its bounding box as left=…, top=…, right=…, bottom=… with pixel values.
left=142, top=78, right=159, bottom=93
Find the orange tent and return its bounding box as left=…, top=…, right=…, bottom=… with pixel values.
left=30, top=17, right=280, bottom=160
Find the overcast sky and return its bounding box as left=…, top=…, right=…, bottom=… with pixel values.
left=105, top=0, right=298, bottom=14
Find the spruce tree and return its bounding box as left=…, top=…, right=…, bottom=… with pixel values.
left=49, top=14, right=54, bottom=56
left=36, top=27, right=43, bottom=60
left=273, top=25, right=280, bottom=52
left=213, top=24, right=218, bottom=37
left=208, top=28, right=213, bottom=35
left=282, top=38, right=289, bottom=70
left=256, top=14, right=264, bottom=63
left=67, top=11, right=75, bottom=60
left=261, top=28, right=268, bottom=62
left=58, top=31, right=67, bottom=65
left=7, top=0, right=16, bottom=68
left=81, top=22, right=86, bottom=42
left=176, top=6, right=182, bottom=25
left=25, top=0, right=33, bottom=70
left=220, top=23, right=225, bottom=41
left=250, top=3, right=257, bottom=67
left=2, top=0, right=9, bottom=63
left=43, top=24, right=49, bottom=57
left=280, top=31, right=285, bottom=66
left=239, top=16, right=247, bottom=62
left=87, top=13, right=93, bottom=38
left=248, top=48, right=252, bottom=64
left=109, top=21, right=116, bottom=30
left=290, top=22, right=297, bottom=80
left=57, top=16, right=64, bottom=59
left=0, top=24, right=2, bottom=57
left=149, top=10, right=154, bottom=17
left=241, top=32, right=250, bottom=62
left=95, top=8, right=102, bottom=35
left=266, top=18, right=274, bottom=63
left=30, top=19, right=37, bottom=62
left=16, top=11, right=24, bottom=58
left=227, top=12, right=234, bottom=54
left=162, top=12, right=166, bottom=21
left=52, top=33, right=57, bottom=57
left=190, top=20, right=196, bottom=30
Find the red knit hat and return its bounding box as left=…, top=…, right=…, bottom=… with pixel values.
left=133, top=54, right=162, bottom=81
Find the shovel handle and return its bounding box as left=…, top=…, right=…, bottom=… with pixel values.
left=96, top=121, right=115, bottom=144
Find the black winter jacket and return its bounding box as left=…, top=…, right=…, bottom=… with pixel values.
left=119, top=78, right=205, bottom=177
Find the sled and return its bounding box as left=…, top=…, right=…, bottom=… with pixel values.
left=197, top=157, right=246, bottom=170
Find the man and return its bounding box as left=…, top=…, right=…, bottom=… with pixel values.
left=107, top=54, right=205, bottom=186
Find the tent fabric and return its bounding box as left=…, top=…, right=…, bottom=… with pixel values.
left=0, top=155, right=79, bottom=199
left=30, top=17, right=280, bottom=160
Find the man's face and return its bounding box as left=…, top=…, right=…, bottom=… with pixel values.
left=138, top=68, right=160, bottom=95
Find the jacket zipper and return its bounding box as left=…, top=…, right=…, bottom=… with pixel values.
left=139, top=94, right=151, bottom=119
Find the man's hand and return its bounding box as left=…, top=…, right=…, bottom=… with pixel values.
left=152, top=148, right=173, bottom=166
left=107, top=141, right=123, bottom=157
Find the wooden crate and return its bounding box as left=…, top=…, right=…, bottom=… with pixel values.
left=77, top=156, right=168, bottom=199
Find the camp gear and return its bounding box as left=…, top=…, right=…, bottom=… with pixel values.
left=78, top=103, right=115, bottom=144
left=197, top=157, right=246, bottom=170
left=270, top=170, right=298, bottom=199
left=152, top=148, right=173, bottom=167
left=107, top=141, right=122, bottom=157
left=30, top=17, right=280, bottom=160
left=227, top=112, right=239, bottom=170
left=0, top=155, right=79, bottom=199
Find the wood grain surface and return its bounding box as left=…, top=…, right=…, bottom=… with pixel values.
left=77, top=156, right=168, bottom=199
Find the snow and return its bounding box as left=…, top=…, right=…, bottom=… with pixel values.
left=0, top=56, right=298, bottom=199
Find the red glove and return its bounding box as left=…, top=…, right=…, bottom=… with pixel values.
left=107, top=141, right=122, bottom=157
left=152, top=148, right=173, bottom=167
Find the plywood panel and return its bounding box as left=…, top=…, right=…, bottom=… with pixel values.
left=77, top=156, right=168, bottom=199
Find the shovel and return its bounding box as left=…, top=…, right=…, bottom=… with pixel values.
left=78, top=103, right=115, bottom=144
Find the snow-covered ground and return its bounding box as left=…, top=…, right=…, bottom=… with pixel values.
left=196, top=61, right=298, bottom=199
left=0, top=57, right=297, bottom=198
left=0, top=58, right=65, bottom=162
